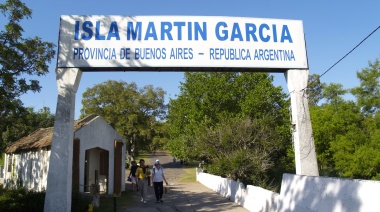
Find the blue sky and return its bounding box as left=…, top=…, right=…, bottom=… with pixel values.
left=18, top=0, right=380, bottom=119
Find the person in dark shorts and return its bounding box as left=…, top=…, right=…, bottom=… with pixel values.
left=128, top=161, right=138, bottom=191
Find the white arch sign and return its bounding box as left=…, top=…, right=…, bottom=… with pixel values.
left=45, top=15, right=317, bottom=212
left=58, top=15, right=308, bottom=70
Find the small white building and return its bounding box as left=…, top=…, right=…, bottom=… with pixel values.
left=3, top=114, right=126, bottom=195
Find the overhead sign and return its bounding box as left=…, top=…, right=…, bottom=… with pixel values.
left=57, top=15, right=308, bottom=70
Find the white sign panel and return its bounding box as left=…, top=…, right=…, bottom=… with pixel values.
left=57, top=15, right=308, bottom=70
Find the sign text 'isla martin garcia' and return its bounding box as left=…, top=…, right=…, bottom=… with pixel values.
left=57, top=16, right=308, bottom=70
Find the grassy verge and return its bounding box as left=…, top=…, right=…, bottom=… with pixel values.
left=94, top=191, right=135, bottom=212
left=179, top=162, right=198, bottom=183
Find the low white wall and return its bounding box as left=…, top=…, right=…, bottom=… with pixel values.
left=278, top=173, right=380, bottom=212
left=197, top=170, right=380, bottom=212
left=196, top=168, right=279, bottom=212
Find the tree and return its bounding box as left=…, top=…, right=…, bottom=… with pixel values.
left=194, top=116, right=284, bottom=188
left=330, top=112, right=380, bottom=179
left=0, top=0, right=55, bottom=152
left=351, top=58, right=380, bottom=114
left=167, top=72, right=292, bottom=189
left=310, top=58, right=380, bottom=179
left=1, top=107, right=55, bottom=152
left=322, top=83, right=347, bottom=105
left=307, top=74, right=325, bottom=106
left=80, top=80, right=167, bottom=159
left=310, top=100, right=362, bottom=176
left=329, top=58, right=380, bottom=179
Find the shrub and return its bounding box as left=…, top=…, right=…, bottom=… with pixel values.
left=71, top=190, right=92, bottom=212
left=0, top=187, right=45, bottom=212
left=0, top=187, right=92, bottom=212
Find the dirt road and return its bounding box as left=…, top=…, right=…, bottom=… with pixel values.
left=123, top=151, right=248, bottom=212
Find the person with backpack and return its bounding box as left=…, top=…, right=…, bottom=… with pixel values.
left=151, top=160, right=169, bottom=203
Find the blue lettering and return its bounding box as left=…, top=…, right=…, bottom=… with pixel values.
left=74, top=21, right=80, bottom=40
left=259, top=49, right=264, bottom=60
left=161, top=22, right=173, bottom=40
left=73, top=48, right=79, bottom=58
left=174, top=22, right=185, bottom=40
left=125, top=48, right=131, bottom=59
left=194, top=22, right=207, bottom=40
left=245, top=23, right=258, bottom=42
left=107, top=21, right=120, bottom=40
left=132, top=48, right=167, bottom=60
left=210, top=48, right=215, bottom=59
left=259, top=24, right=270, bottom=42
left=81, top=21, right=93, bottom=40
left=120, top=48, right=131, bottom=59
left=127, top=22, right=142, bottom=40
left=135, top=48, right=140, bottom=59
left=273, top=49, right=278, bottom=60
left=188, top=22, right=192, bottom=40
left=209, top=48, right=250, bottom=60
left=215, top=22, right=228, bottom=41
left=253, top=49, right=295, bottom=61
left=169, top=48, right=193, bottom=59
left=73, top=48, right=116, bottom=60
left=281, top=25, right=293, bottom=43
left=144, top=22, right=158, bottom=40
left=230, top=23, right=243, bottom=41
left=272, top=25, right=277, bottom=42
left=95, top=21, right=105, bottom=40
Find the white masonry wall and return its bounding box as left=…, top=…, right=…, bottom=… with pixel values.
left=4, top=149, right=50, bottom=191
left=196, top=168, right=279, bottom=212
left=278, top=173, right=380, bottom=212
left=197, top=170, right=380, bottom=212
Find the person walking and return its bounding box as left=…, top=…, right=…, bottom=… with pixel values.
left=128, top=161, right=138, bottom=191
left=136, top=159, right=150, bottom=203
left=151, top=160, right=169, bottom=203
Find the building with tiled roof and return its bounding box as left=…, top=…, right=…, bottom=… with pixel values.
left=3, top=115, right=126, bottom=195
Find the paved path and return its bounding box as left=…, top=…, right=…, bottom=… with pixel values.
left=122, top=151, right=248, bottom=212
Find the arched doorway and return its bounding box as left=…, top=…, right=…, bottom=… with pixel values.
left=84, top=147, right=109, bottom=193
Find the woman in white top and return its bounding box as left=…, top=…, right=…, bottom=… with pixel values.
left=152, top=161, right=168, bottom=203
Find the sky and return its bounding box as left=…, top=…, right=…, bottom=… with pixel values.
left=16, top=0, right=380, bottom=119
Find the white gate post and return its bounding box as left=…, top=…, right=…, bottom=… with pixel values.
left=285, top=69, right=319, bottom=176
left=44, top=68, right=82, bottom=212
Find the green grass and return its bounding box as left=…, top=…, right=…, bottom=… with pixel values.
left=94, top=191, right=135, bottom=212
left=179, top=162, right=197, bottom=183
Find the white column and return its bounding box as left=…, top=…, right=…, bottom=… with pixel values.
left=285, top=69, right=319, bottom=176
left=44, top=68, right=82, bottom=212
